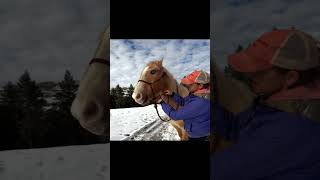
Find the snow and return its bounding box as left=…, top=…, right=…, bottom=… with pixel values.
left=110, top=105, right=180, bottom=141
left=0, top=144, right=109, bottom=180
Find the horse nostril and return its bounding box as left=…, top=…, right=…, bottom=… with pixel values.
left=133, top=92, right=142, bottom=100
left=136, top=93, right=141, bottom=100
left=83, top=101, right=99, bottom=118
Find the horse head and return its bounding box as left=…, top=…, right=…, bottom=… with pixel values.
left=132, top=59, right=189, bottom=106
left=70, top=26, right=110, bottom=137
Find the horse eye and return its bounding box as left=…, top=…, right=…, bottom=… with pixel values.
left=150, top=70, right=157, bottom=75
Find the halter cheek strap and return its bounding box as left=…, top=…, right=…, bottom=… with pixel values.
left=138, top=72, right=166, bottom=85
left=89, top=58, right=110, bottom=66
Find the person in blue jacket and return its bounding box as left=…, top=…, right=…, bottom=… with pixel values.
left=160, top=70, right=210, bottom=141
left=212, top=28, right=320, bottom=180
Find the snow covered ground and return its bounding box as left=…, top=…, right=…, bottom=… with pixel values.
left=110, top=105, right=180, bottom=141
left=0, top=144, right=109, bottom=180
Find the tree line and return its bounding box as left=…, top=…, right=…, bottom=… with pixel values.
left=0, top=70, right=106, bottom=151
left=110, top=84, right=141, bottom=109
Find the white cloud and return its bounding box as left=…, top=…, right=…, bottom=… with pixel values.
left=110, top=40, right=210, bottom=88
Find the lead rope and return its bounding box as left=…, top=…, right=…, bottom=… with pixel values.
left=154, top=103, right=171, bottom=122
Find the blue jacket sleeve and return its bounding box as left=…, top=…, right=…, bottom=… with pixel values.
left=171, top=92, right=185, bottom=106
left=161, top=99, right=202, bottom=120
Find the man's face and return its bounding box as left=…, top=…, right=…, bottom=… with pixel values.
left=183, top=83, right=200, bottom=93
left=245, top=68, right=287, bottom=96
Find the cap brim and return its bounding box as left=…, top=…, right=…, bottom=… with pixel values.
left=181, top=77, right=194, bottom=85
left=228, top=50, right=273, bottom=73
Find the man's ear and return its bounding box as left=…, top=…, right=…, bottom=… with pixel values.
left=285, top=70, right=299, bottom=88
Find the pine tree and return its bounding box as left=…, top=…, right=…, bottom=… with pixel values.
left=16, top=70, right=47, bottom=148
left=50, top=70, right=81, bottom=145
left=127, top=84, right=134, bottom=94
left=110, top=84, right=139, bottom=108
left=0, top=82, right=21, bottom=107
left=0, top=82, right=21, bottom=150
left=48, top=70, right=102, bottom=145
left=53, top=70, right=78, bottom=113
left=126, top=84, right=139, bottom=107
left=114, top=84, right=124, bottom=97
left=114, top=84, right=125, bottom=108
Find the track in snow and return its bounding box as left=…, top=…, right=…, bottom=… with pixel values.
left=122, top=119, right=180, bottom=141
left=111, top=105, right=180, bottom=141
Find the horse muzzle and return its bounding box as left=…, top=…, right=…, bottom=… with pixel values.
left=132, top=91, right=152, bottom=105
left=71, top=97, right=108, bottom=136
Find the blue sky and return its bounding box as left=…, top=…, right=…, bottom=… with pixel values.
left=110, top=40, right=210, bottom=88
left=211, top=0, right=320, bottom=67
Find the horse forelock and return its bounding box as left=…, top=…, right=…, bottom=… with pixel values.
left=139, top=60, right=164, bottom=81
left=146, top=60, right=163, bottom=67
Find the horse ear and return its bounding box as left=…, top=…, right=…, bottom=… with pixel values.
left=159, top=57, right=164, bottom=65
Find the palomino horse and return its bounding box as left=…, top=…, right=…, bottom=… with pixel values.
left=132, top=59, right=190, bottom=141
left=70, top=26, right=110, bottom=137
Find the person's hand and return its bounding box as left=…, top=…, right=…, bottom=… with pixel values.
left=160, top=90, right=180, bottom=110
left=160, top=91, right=171, bottom=104
left=163, top=90, right=173, bottom=96
left=160, top=94, right=169, bottom=104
